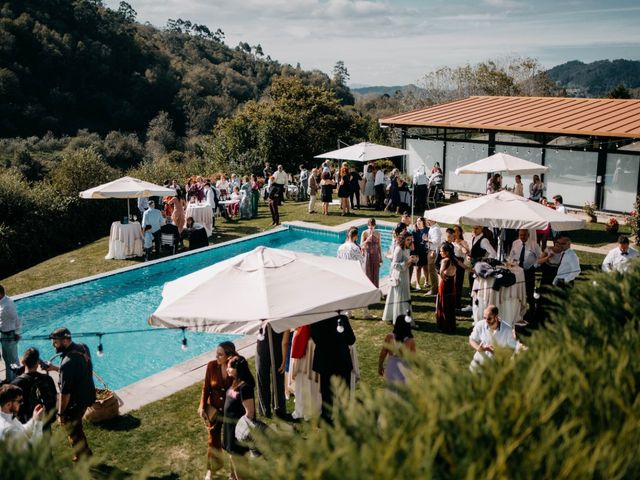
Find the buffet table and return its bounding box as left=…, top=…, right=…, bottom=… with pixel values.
left=185, top=203, right=214, bottom=236
left=105, top=221, right=143, bottom=260
left=471, top=265, right=528, bottom=327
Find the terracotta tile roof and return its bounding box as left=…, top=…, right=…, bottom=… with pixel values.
left=379, top=96, right=640, bottom=138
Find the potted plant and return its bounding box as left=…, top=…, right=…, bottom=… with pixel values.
left=583, top=201, right=597, bottom=223
left=606, top=217, right=619, bottom=234
left=626, top=196, right=640, bottom=245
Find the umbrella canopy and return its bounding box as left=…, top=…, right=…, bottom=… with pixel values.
left=314, top=141, right=409, bottom=162
left=148, top=246, right=381, bottom=335
left=79, top=176, right=175, bottom=199
left=454, top=153, right=548, bottom=175
left=425, top=191, right=584, bottom=231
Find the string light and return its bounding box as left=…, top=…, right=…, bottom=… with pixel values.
left=181, top=327, right=188, bottom=351
left=96, top=334, right=104, bottom=357
left=404, top=310, right=412, bottom=324
left=257, top=327, right=265, bottom=341
left=336, top=315, right=345, bottom=333
left=533, top=288, right=540, bottom=300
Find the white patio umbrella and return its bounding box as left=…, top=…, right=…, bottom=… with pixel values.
left=424, top=191, right=584, bottom=231
left=79, top=176, right=176, bottom=218
left=315, top=141, right=409, bottom=162
left=454, top=152, right=548, bottom=175
left=148, top=246, right=381, bottom=335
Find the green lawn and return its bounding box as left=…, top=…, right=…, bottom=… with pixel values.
left=2, top=200, right=607, bottom=478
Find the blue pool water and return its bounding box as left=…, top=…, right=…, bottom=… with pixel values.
left=16, top=225, right=393, bottom=390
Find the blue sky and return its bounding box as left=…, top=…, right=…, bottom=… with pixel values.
left=104, top=0, right=640, bottom=85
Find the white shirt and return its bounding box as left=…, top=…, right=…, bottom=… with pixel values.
left=205, top=186, right=216, bottom=207
left=0, top=295, right=20, bottom=334
left=471, top=235, right=498, bottom=260
left=413, top=170, right=428, bottom=185
left=508, top=239, right=541, bottom=270
left=374, top=170, right=385, bottom=186
left=337, top=242, right=364, bottom=266
left=602, top=246, right=638, bottom=273
left=555, top=204, right=567, bottom=215
left=0, top=411, right=43, bottom=450
left=469, top=320, right=519, bottom=370
left=427, top=224, right=442, bottom=252
left=273, top=170, right=288, bottom=185
left=553, top=248, right=580, bottom=285
left=141, top=207, right=164, bottom=233
left=137, top=197, right=148, bottom=211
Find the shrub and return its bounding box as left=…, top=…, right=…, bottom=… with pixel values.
left=246, top=266, right=640, bottom=479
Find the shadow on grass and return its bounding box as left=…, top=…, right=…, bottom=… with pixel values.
left=91, top=463, right=179, bottom=480
left=413, top=320, right=470, bottom=337
left=570, top=226, right=623, bottom=247
left=93, top=414, right=141, bottom=431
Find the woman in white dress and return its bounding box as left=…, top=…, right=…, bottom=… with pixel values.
left=383, top=232, right=417, bottom=324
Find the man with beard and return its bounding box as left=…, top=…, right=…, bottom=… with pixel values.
left=48, top=328, right=96, bottom=461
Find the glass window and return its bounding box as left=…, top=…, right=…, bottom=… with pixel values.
left=603, top=153, right=640, bottom=212
left=495, top=132, right=541, bottom=144
left=544, top=149, right=598, bottom=207
left=406, top=139, right=444, bottom=174
left=444, top=142, right=489, bottom=194
left=494, top=145, right=544, bottom=193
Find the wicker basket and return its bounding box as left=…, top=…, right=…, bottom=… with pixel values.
left=84, top=373, right=123, bottom=423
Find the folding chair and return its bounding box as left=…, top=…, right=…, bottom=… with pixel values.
left=160, top=233, right=178, bottom=255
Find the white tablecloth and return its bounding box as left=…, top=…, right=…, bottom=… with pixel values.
left=471, top=265, right=528, bottom=326
left=185, top=203, right=213, bottom=236
left=106, top=221, right=143, bottom=260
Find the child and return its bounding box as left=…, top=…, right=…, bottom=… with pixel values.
left=143, top=224, right=153, bottom=261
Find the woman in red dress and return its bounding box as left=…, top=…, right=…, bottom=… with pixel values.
left=198, top=341, right=237, bottom=480
left=436, top=242, right=458, bottom=333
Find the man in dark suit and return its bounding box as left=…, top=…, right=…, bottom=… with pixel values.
left=310, top=315, right=356, bottom=424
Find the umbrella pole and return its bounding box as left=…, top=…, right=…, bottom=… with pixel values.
left=267, top=324, right=281, bottom=411
left=127, top=198, right=131, bottom=221
left=411, top=182, right=415, bottom=224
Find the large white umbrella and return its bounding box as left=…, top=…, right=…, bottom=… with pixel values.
left=454, top=152, right=548, bottom=175
left=79, top=176, right=176, bottom=218
left=315, top=141, right=409, bottom=162
left=424, top=191, right=584, bottom=231
left=148, top=246, right=381, bottom=335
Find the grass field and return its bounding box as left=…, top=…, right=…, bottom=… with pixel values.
left=2, top=200, right=607, bottom=478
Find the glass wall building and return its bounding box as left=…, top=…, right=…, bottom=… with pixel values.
left=380, top=96, right=640, bottom=213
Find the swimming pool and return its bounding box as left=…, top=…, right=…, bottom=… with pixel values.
left=15, top=224, right=393, bottom=390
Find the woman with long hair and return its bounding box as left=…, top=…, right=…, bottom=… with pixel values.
left=199, top=341, right=237, bottom=480
left=223, top=355, right=257, bottom=480
left=411, top=217, right=429, bottom=290
left=528, top=174, right=544, bottom=202
left=486, top=173, right=502, bottom=194
left=378, top=314, right=416, bottom=387
left=436, top=242, right=458, bottom=333
left=361, top=218, right=382, bottom=288
left=337, top=164, right=351, bottom=215
left=452, top=225, right=470, bottom=309
left=171, top=190, right=186, bottom=234
left=383, top=232, right=417, bottom=324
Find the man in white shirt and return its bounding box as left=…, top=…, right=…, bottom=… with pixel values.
left=553, top=234, right=581, bottom=285
left=425, top=220, right=442, bottom=295
left=273, top=165, right=288, bottom=205
left=602, top=235, right=638, bottom=273
left=553, top=195, right=567, bottom=215
left=413, top=166, right=428, bottom=213
left=462, top=226, right=498, bottom=312
left=142, top=200, right=164, bottom=258
left=0, top=285, right=21, bottom=382
left=468, top=305, right=523, bottom=371
left=508, top=229, right=541, bottom=322
left=374, top=166, right=386, bottom=211
left=0, top=384, right=44, bottom=450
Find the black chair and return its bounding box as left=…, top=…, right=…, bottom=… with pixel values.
left=160, top=223, right=180, bottom=255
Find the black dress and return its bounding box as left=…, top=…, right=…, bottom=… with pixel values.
left=321, top=183, right=334, bottom=203
left=223, top=382, right=254, bottom=454
left=337, top=175, right=350, bottom=198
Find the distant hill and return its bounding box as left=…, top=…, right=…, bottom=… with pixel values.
left=546, top=59, right=640, bottom=97
left=352, top=84, right=425, bottom=97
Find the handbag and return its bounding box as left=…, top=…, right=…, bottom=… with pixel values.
left=83, top=373, right=122, bottom=424
left=235, top=416, right=267, bottom=443
left=388, top=269, right=400, bottom=287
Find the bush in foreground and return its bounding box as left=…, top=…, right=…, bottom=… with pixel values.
left=246, top=266, right=640, bottom=479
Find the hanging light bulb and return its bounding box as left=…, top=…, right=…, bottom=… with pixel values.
left=257, top=327, right=265, bottom=341
left=96, top=334, right=104, bottom=358
left=404, top=310, right=412, bottom=324
left=181, top=327, right=188, bottom=351
left=533, top=288, right=540, bottom=300
left=336, top=316, right=345, bottom=333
